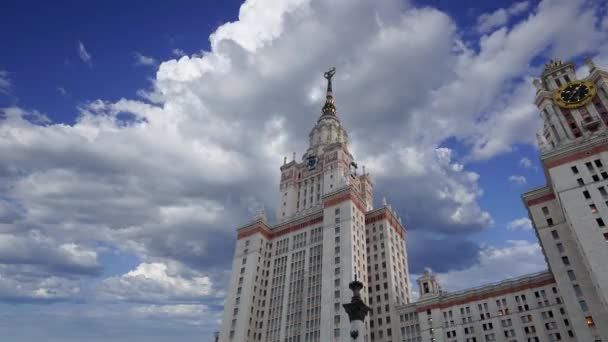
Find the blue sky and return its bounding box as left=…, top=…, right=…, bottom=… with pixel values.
left=1, top=0, right=607, bottom=341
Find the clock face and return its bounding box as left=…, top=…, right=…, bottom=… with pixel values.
left=553, top=81, right=596, bottom=109
left=307, top=156, right=318, bottom=170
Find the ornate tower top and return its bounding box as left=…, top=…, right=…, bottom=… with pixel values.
left=541, top=58, right=575, bottom=78
left=305, top=67, right=349, bottom=158
left=321, top=67, right=337, bottom=116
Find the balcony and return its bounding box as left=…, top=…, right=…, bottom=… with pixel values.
left=582, top=116, right=601, bottom=131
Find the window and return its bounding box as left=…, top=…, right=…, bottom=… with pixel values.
left=586, top=162, right=594, bottom=171
left=593, top=174, right=600, bottom=182
left=600, top=186, right=607, bottom=197
left=577, top=178, right=585, bottom=186
left=556, top=243, right=564, bottom=253
left=334, top=328, right=340, bottom=337
left=595, top=159, right=603, bottom=168
left=602, top=172, right=608, bottom=179
left=542, top=206, right=550, bottom=215
left=551, top=230, right=560, bottom=239
left=562, top=256, right=570, bottom=265
left=335, top=226, right=340, bottom=234
left=571, top=166, right=579, bottom=174
left=604, top=232, right=608, bottom=241
left=573, top=284, right=583, bottom=297
left=585, top=316, right=595, bottom=326
left=579, top=300, right=589, bottom=312
left=590, top=204, right=598, bottom=213
left=597, top=218, right=605, bottom=227
left=547, top=218, right=554, bottom=226
left=334, top=290, right=340, bottom=298
left=567, top=270, right=576, bottom=281
left=334, top=279, right=340, bottom=287
left=583, top=190, right=591, bottom=199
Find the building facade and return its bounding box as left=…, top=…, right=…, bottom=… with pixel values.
left=218, top=58, right=608, bottom=342
left=398, top=270, right=575, bottom=342
left=217, top=68, right=410, bottom=342
left=523, top=58, right=608, bottom=341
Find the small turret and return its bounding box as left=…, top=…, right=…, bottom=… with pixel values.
left=417, top=267, right=443, bottom=300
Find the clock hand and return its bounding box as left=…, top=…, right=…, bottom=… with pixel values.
left=576, top=85, right=586, bottom=100
left=567, top=85, right=580, bottom=102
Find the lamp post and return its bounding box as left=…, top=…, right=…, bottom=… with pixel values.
left=342, top=277, right=371, bottom=340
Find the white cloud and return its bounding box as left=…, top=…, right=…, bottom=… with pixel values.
left=437, top=240, right=546, bottom=291
left=134, top=52, right=157, bottom=66
left=507, top=217, right=533, bottom=230
left=98, top=262, right=213, bottom=302
left=172, top=48, right=186, bottom=57
left=476, top=1, right=530, bottom=34
left=57, top=87, right=67, bottom=96
left=131, top=304, right=209, bottom=325
left=520, top=157, right=532, bottom=168
left=508, top=175, right=527, bottom=185
left=0, top=70, right=11, bottom=93
left=77, top=41, right=92, bottom=66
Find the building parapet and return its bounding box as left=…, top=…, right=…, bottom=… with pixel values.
left=397, top=270, right=554, bottom=312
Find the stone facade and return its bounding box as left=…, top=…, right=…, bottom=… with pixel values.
left=218, top=69, right=409, bottom=342
left=523, top=58, right=608, bottom=341
left=398, top=271, right=574, bottom=342
left=218, top=59, right=608, bottom=342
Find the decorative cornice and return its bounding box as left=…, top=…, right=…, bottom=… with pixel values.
left=365, top=207, right=406, bottom=240
left=237, top=211, right=323, bottom=240
left=525, top=192, right=556, bottom=206
left=413, top=271, right=555, bottom=312
left=541, top=59, right=574, bottom=77
left=542, top=135, right=608, bottom=169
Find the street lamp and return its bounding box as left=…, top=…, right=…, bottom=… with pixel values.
left=342, top=276, right=371, bottom=340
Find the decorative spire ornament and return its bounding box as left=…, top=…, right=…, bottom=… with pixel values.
left=322, top=67, right=337, bottom=115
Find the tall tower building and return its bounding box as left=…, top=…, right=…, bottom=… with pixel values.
left=523, top=58, right=608, bottom=341
left=218, top=68, right=410, bottom=342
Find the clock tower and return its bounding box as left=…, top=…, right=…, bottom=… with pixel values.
left=533, top=58, right=608, bottom=151
left=524, top=57, right=608, bottom=341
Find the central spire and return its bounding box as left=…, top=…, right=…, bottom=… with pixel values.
left=322, top=67, right=337, bottom=115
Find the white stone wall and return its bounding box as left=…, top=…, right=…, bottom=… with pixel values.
left=399, top=275, right=575, bottom=342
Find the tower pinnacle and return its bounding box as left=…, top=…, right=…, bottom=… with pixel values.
left=322, top=67, right=337, bottom=115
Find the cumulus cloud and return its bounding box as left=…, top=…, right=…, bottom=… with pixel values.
left=98, top=262, right=213, bottom=302
left=134, top=52, right=157, bottom=66
left=0, top=1, right=607, bottom=338
left=507, top=217, right=533, bottom=230
left=437, top=240, right=546, bottom=291
left=509, top=175, right=527, bottom=185
left=0, top=70, right=11, bottom=93
left=77, top=41, right=92, bottom=66
left=0, top=270, right=82, bottom=303
left=476, top=1, right=530, bottom=34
